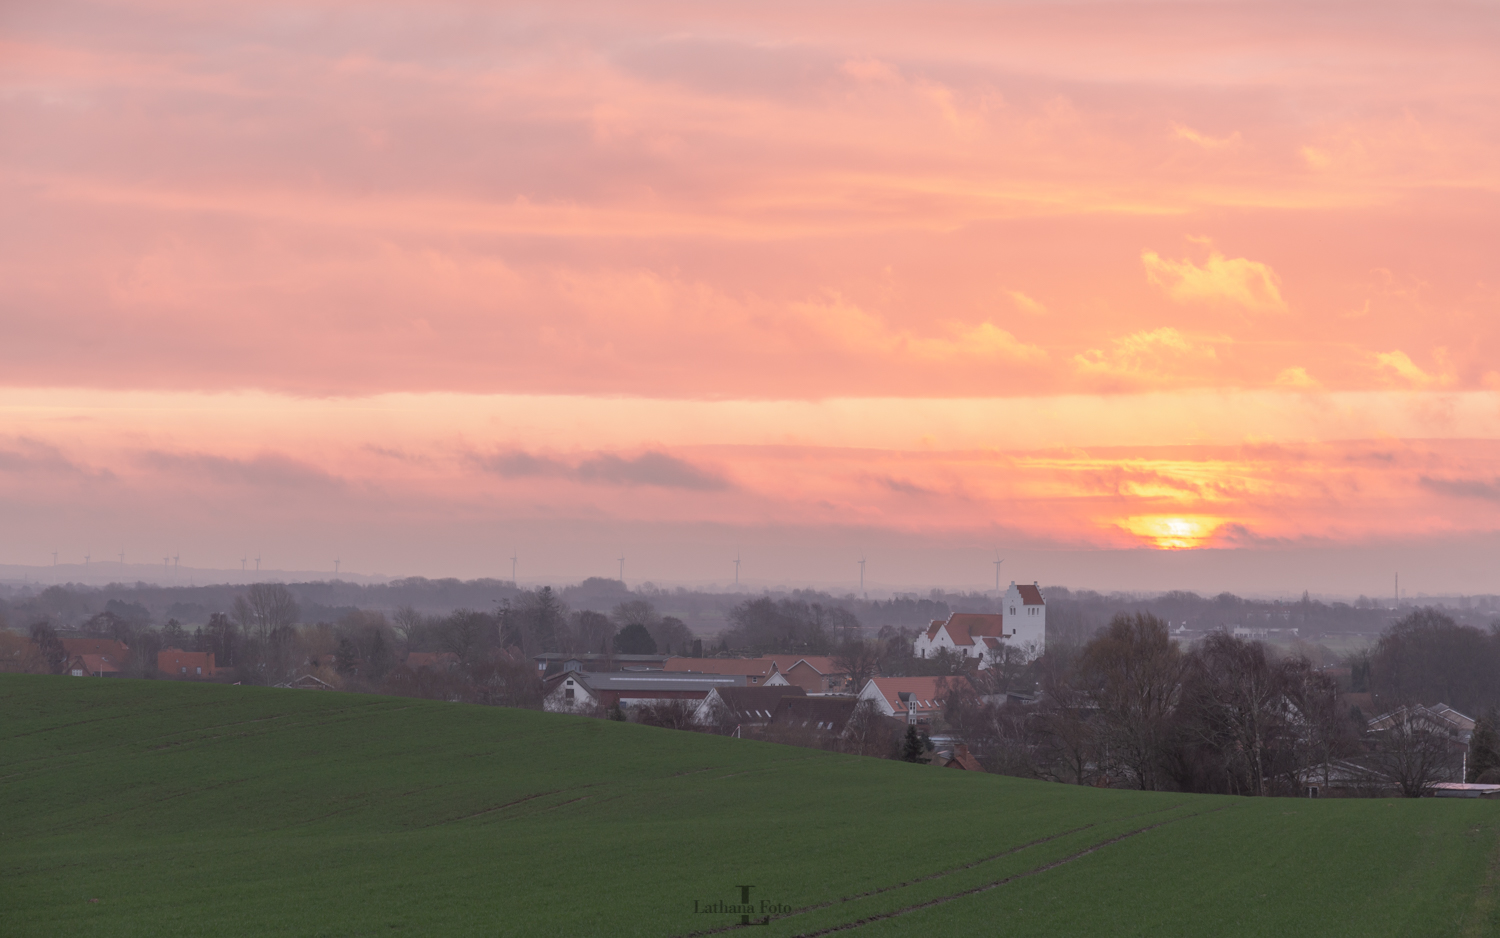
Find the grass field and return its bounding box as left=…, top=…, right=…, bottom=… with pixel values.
left=3, top=674, right=1498, bottom=937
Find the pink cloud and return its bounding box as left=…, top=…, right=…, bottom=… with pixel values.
left=2, top=1, right=1499, bottom=583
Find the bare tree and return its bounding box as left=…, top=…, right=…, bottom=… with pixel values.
left=1032, top=676, right=1100, bottom=786
left=842, top=699, right=900, bottom=758
left=1, top=628, right=49, bottom=673
left=611, top=599, right=658, bottom=631
left=440, top=610, right=493, bottom=664
left=634, top=699, right=698, bottom=730
left=1371, top=608, right=1500, bottom=716
left=572, top=610, right=615, bottom=656
left=1179, top=633, right=1285, bottom=796
left=1077, top=612, right=1185, bottom=791
left=1368, top=707, right=1463, bottom=797
left=392, top=605, right=428, bottom=655
left=649, top=616, right=693, bottom=656
left=28, top=622, right=68, bottom=674
left=239, top=583, right=300, bottom=645
left=987, top=644, right=1031, bottom=692
left=833, top=639, right=880, bottom=694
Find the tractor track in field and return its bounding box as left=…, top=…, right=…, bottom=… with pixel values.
left=783, top=807, right=1224, bottom=937
left=421, top=783, right=604, bottom=828
left=27, top=777, right=251, bottom=837
left=672, top=803, right=1220, bottom=938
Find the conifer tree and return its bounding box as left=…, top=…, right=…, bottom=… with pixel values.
left=1469, top=710, right=1500, bottom=783
left=900, top=726, right=924, bottom=763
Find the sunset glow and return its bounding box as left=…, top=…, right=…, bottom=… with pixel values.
left=3, top=1, right=1499, bottom=591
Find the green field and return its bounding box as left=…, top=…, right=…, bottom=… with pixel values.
left=3, top=675, right=1497, bottom=937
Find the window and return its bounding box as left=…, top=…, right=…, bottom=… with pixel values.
left=565, top=688, right=575, bottom=701
left=195, top=667, right=201, bottom=675
left=181, top=666, right=187, bottom=674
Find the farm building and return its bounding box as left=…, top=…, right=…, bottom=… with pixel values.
left=662, top=657, right=784, bottom=685
left=532, top=652, right=669, bottom=674
left=543, top=670, right=751, bottom=714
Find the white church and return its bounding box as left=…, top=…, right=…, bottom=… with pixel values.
left=911, top=581, right=1046, bottom=667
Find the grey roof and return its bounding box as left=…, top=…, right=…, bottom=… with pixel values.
left=533, top=652, right=668, bottom=663
left=703, top=686, right=808, bottom=720
left=769, top=695, right=863, bottom=730
left=565, top=671, right=749, bottom=692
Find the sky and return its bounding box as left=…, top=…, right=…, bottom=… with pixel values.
left=2, top=0, right=1499, bottom=595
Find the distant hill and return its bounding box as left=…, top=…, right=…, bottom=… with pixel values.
left=4, top=675, right=1498, bottom=937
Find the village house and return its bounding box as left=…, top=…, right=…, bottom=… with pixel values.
left=542, top=669, right=751, bottom=714
left=912, top=582, right=1047, bottom=664
left=276, top=674, right=334, bottom=690
left=763, top=656, right=849, bottom=694
left=857, top=676, right=972, bottom=726
left=62, top=637, right=129, bottom=660
left=943, top=743, right=984, bottom=771
left=693, top=685, right=808, bottom=733
left=67, top=653, right=124, bottom=677
left=157, top=648, right=215, bottom=678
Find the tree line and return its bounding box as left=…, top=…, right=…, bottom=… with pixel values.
left=936, top=609, right=1500, bottom=796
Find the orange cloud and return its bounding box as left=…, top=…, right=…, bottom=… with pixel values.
left=1172, top=125, right=1241, bottom=149
left=1142, top=248, right=1287, bottom=311
left=1374, top=350, right=1456, bottom=389
left=1073, top=328, right=1218, bottom=385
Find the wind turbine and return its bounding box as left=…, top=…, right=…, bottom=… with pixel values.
left=118, top=549, right=125, bottom=565
left=334, top=558, right=341, bottom=575
left=858, top=556, right=866, bottom=595
left=618, top=555, right=625, bottom=582
left=993, top=554, right=1005, bottom=593
left=174, top=554, right=180, bottom=577
left=511, top=553, right=517, bottom=583
left=241, top=557, right=247, bottom=572
left=733, top=552, right=741, bottom=586
left=255, top=555, right=261, bottom=572
left=51, top=551, right=58, bottom=566
left=84, top=553, right=90, bottom=566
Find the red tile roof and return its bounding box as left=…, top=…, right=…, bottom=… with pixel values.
left=73, top=654, right=123, bottom=675
left=944, top=743, right=984, bottom=771
left=764, top=655, right=840, bottom=675
left=62, top=638, right=130, bottom=660
left=157, top=648, right=214, bottom=675
left=865, top=676, right=972, bottom=713
left=936, top=613, right=1007, bottom=646
left=924, top=620, right=945, bottom=641
left=665, top=657, right=777, bottom=678
left=1016, top=584, right=1045, bottom=606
